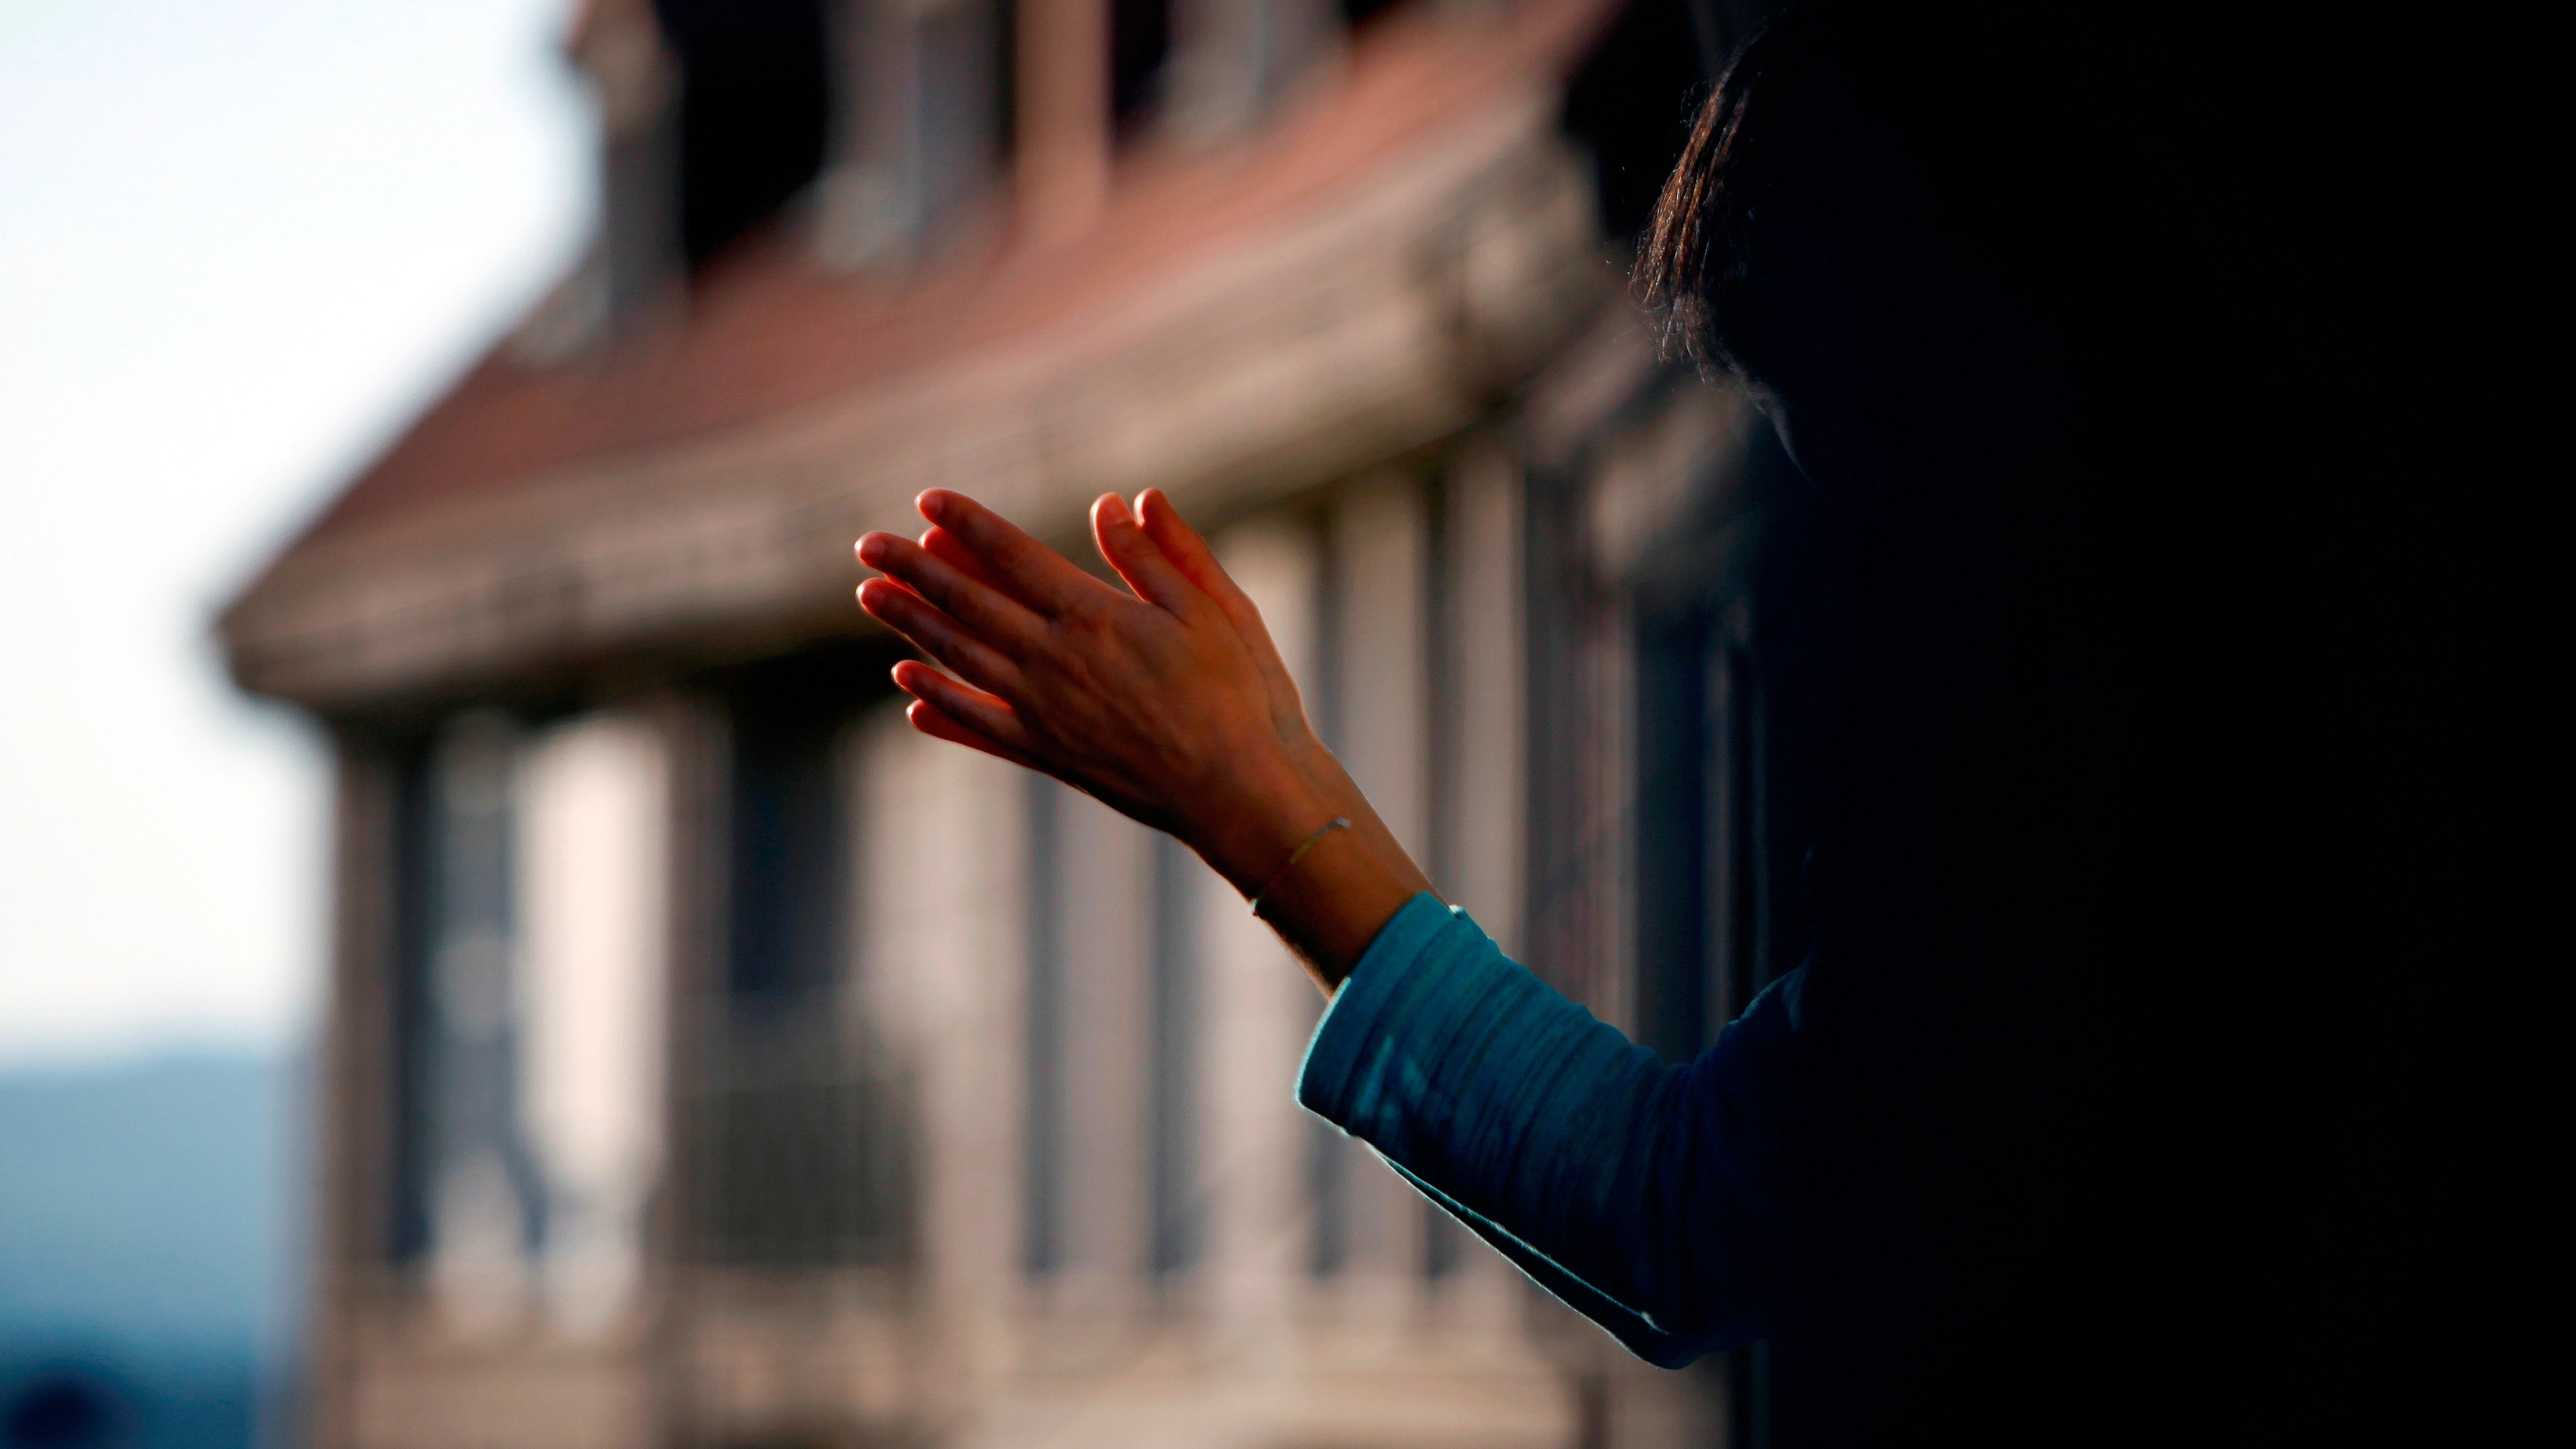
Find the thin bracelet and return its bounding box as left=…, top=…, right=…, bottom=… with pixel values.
left=1248, top=817, right=1352, bottom=916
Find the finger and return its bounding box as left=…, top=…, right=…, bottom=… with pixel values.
left=857, top=577, right=1027, bottom=693
left=858, top=531, right=1041, bottom=654
left=1135, top=488, right=1306, bottom=711
left=903, top=696, right=1049, bottom=775
left=920, top=524, right=1014, bottom=596
left=1090, top=492, right=1203, bottom=616
left=1135, top=488, right=1273, bottom=640
left=916, top=489, right=1106, bottom=617
left=890, top=658, right=1036, bottom=751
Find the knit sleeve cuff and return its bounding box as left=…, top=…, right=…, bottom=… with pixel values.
left=1298, top=891, right=1519, bottom=1141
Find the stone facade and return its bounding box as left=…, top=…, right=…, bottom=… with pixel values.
left=228, top=2, right=1804, bottom=1444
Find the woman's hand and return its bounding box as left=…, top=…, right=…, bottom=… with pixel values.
left=855, top=488, right=1430, bottom=987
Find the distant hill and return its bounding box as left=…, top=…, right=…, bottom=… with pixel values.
left=0, top=1050, right=302, bottom=1448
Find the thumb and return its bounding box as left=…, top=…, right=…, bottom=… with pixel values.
left=1135, top=487, right=1308, bottom=721
left=1091, top=492, right=1200, bottom=615
left=1136, top=488, right=1270, bottom=638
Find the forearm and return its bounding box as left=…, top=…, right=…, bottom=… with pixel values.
left=1298, top=895, right=1798, bottom=1356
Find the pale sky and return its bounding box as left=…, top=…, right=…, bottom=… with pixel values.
left=0, top=0, right=590, bottom=1065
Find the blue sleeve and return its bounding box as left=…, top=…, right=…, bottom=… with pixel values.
left=1297, top=893, right=1804, bottom=1366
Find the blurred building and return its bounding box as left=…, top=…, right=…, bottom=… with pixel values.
left=218, top=0, right=1815, bottom=1444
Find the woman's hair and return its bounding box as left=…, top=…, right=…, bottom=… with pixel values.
left=1634, top=3, right=2010, bottom=383
left=1635, top=13, right=1788, bottom=377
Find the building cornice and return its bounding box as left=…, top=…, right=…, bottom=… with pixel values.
left=219, top=72, right=1613, bottom=713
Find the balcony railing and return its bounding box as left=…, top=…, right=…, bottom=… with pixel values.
left=688, top=993, right=912, bottom=1270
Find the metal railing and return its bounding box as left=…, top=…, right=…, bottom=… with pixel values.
left=688, top=993, right=912, bottom=1270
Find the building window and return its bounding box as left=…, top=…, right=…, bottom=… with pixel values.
left=696, top=658, right=906, bottom=1269
left=393, top=708, right=670, bottom=1337
left=817, top=0, right=1007, bottom=267
left=1020, top=776, right=1157, bottom=1298
left=1111, top=0, right=1173, bottom=134
left=407, top=713, right=541, bottom=1333
left=653, top=0, right=834, bottom=269
left=1634, top=608, right=1759, bottom=1063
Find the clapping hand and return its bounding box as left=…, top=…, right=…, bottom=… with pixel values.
left=855, top=488, right=1430, bottom=986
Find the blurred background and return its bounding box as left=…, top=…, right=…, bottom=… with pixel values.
left=4, top=3, right=588, bottom=1444
left=2, top=1, right=1825, bottom=1445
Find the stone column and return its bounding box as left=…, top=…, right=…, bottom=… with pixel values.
left=1321, top=472, right=1431, bottom=1326
left=846, top=702, right=1030, bottom=1433
left=650, top=689, right=730, bottom=1446
left=1431, top=437, right=1538, bottom=1350
left=1043, top=782, right=1156, bottom=1323
left=1199, top=512, right=1329, bottom=1362
left=1162, top=0, right=1340, bottom=147
left=514, top=711, right=671, bottom=1348
left=817, top=0, right=1005, bottom=268
left=1438, top=439, right=1527, bottom=951
left=567, top=0, right=679, bottom=334
left=1016, top=0, right=1111, bottom=245
left=817, top=0, right=925, bottom=267
left=309, top=732, right=403, bottom=1449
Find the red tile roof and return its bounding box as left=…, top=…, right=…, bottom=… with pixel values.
left=286, top=0, right=1616, bottom=553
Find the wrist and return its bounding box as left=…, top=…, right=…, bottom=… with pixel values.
left=1174, top=727, right=1435, bottom=994
left=1248, top=824, right=1425, bottom=995
left=1186, top=740, right=1341, bottom=896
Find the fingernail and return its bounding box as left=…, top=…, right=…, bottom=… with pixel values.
left=918, top=490, right=948, bottom=522
left=858, top=535, right=887, bottom=567
left=1100, top=492, right=1132, bottom=524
